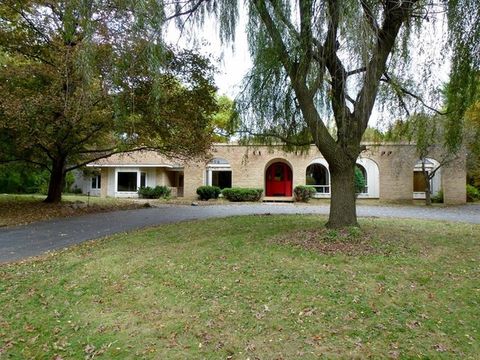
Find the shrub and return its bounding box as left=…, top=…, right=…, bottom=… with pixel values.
left=138, top=186, right=171, bottom=199
left=222, top=188, right=263, bottom=202
left=71, top=186, right=83, bottom=194
left=467, top=184, right=480, bottom=202
left=294, top=185, right=316, bottom=202
left=196, top=185, right=221, bottom=200
left=354, top=167, right=366, bottom=194
left=431, top=190, right=444, bottom=203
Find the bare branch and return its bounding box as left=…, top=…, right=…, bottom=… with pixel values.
left=346, top=67, right=367, bottom=77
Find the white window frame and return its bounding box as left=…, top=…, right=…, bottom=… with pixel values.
left=306, top=159, right=331, bottom=197
left=91, top=174, right=101, bottom=190
left=115, top=169, right=142, bottom=195
left=205, top=158, right=231, bottom=186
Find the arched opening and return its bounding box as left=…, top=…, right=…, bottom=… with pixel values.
left=355, top=164, right=368, bottom=194
left=306, top=163, right=330, bottom=194
left=413, top=158, right=441, bottom=199
left=206, top=158, right=232, bottom=189
left=265, top=161, right=293, bottom=196
left=356, top=158, right=380, bottom=198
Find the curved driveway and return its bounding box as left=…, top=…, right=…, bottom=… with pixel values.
left=1, top=203, right=479, bottom=263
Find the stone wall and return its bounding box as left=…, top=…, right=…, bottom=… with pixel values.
left=93, top=143, right=467, bottom=204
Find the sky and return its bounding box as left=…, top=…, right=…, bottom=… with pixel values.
left=165, top=11, right=251, bottom=99
left=164, top=7, right=451, bottom=129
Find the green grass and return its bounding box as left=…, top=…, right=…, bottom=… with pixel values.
left=1, top=215, right=479, bottom=358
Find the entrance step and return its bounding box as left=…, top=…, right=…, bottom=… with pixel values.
left=262, top=196, right=294, bottom=203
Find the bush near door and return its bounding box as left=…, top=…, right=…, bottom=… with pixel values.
left=222, top=188, right=263, bottom=202
left=294, top=185, right=316, bottom=202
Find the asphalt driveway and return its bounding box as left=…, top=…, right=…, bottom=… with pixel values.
left=1, top=203, right=479, bottom=263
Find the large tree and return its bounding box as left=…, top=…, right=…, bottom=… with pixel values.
left=170, top=0, right=480, bottom=227
left=0, top=0, right=218, bottom=203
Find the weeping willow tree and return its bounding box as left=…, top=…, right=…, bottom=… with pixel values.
left=0, top=0, right=218, bottom=203
left=169, top=0, right=480, bottom=228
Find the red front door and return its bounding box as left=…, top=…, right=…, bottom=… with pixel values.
left=266, top=162, right=293, bottom=196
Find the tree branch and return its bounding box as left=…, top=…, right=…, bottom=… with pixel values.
left=353, top=0, right=418, bottom=134
left=254, top=0, right=295, bottom=78
left=381, top=72, right=447, bottom=115
left=360, top=0, right=380, bottom=35
left=164, top=0, right=210, bottom=21
left=346, top=67, right=367, bottom=77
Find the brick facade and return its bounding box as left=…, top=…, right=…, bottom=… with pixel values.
left=85, top=143, right=467, bottom=204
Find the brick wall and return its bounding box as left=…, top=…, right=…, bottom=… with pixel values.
left=95, top=143, right=467, bottom=204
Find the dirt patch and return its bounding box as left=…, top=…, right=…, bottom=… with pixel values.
left=271, top=228, right=379, bottom=256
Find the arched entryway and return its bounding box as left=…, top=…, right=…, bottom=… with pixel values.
left=265, top=162, right=293, bottom=196
left=413, top=158, right=441, bottom=199
left=306, top=163, right=330, bottom=194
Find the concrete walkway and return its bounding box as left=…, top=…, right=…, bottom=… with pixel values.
left=1, top=203, right=479, bottom=263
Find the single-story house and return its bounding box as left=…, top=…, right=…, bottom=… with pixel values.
left=72, top=143, right=467, bottom=204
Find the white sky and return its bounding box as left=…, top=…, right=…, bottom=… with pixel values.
left=164, top=8, right=451, bottom=129
left=165, top=12, right=251, bottom=98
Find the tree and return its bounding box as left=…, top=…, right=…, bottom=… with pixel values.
left=168, top=0, right=480, bottom=228
left=0, top=0, right=218, bottom=203
left=465, top=99, right=480, bottom=187
left=210, top=95, right=239, bottom=142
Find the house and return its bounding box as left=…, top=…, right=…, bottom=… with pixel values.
left=73, top=143, right=467, bottom=204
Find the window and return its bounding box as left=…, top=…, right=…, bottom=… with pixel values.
left=206, top=158, right=232, bottom=189
left=117, top=172, right=137, bottom=192
left=91, top=175, right=101, bottom=190
left=306, top=163, right=330, bottom=193
left=140, top=172, right=146, bottom=188
left=274, top=164, right=284, bottom=181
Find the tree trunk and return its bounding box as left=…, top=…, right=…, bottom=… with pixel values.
left=422, top=167, right=432, bottom=206
left=326, top=161, right=358, bottom=228
left=44, top=157, right=66, bottom=203
left=424, top=175, right=432, bottom=206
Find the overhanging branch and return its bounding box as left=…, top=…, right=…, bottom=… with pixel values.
left=381, top=72, right=447, bottom=115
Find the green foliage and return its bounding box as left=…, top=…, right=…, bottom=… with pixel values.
left=196, top=185, right=221, bottom=200
left=211, top=95, right=239, bottom=143
left=138, top=186, right=171, bottom=199
left=0, top=163, right=49, bottom=194
left=466, top=184, right=480, bottom=202
left=0, top=0, right=218, bottom=202
left=293, top=185, right=316, bottom=202
left=354, top=167, right=367, bottom=194
left=221, top=188, right=263, bottom=202
left=431, top=190, right=444, bottom=204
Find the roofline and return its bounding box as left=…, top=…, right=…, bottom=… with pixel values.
left=86, top=164, right=179, bottom=168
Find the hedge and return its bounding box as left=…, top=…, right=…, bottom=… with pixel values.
left=196, top=185, right=221, bottom=200
left=222, top=188, right=263, bottom=202
left=138, top=186, right=171, bottom=199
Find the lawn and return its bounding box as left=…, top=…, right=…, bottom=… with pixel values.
left=0, top=194, right=143, bottom=227
left=0, top=215, right=479, bottom=358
